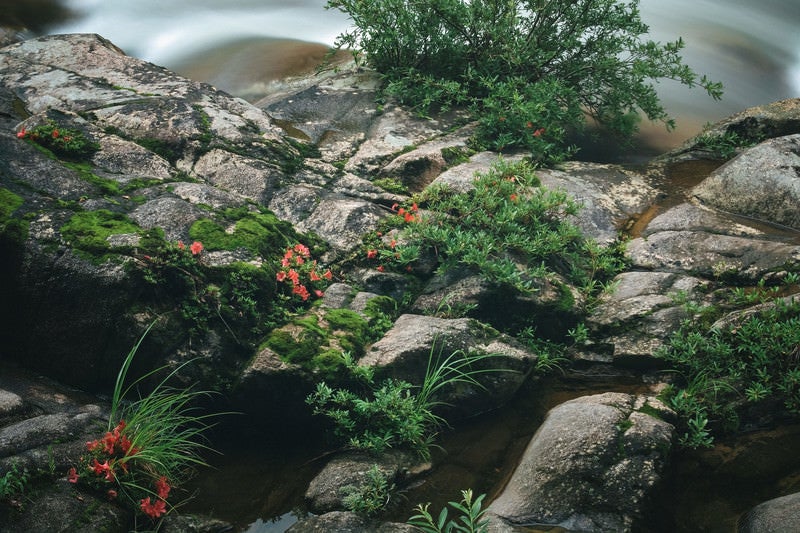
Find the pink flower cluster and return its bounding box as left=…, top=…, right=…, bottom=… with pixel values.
left=276, top=243, right=332, bottom=301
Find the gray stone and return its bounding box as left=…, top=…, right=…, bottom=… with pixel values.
left=738, top=492, right=800, bottom=533
left=488, top=393, right=675, bottom=532
left=693, top=134, right=800, bottom=230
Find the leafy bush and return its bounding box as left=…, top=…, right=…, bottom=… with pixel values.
left=367, top=159, right=626, bottom=300
left=327, top=0, right=722, bottom=163
left=306, top=349, right=504, bottom=460
left=657, top=295, right=800, bottom=448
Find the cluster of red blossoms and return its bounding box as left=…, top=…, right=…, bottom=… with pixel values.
left=67, top=420, right=172, bottom=519
left=391, top=202, right=419, bottom=224
left=276, top=243, right=332, bottom=301
left=16, top=127, right=73, bottom=142
left=177, top=240, right=204, bottom=255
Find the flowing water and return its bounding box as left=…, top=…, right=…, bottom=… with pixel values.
left=41, top=0, right=800, bottom=152
left=17, top=1, right=800, bottom=531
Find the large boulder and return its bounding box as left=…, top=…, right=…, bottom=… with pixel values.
left=487, top=393, right=675, bottom=532
left=738, top=492, right=800, bottom=533
left=693, top=134, right=800, bottom=230
left=360, top=314, right=537, bottom=415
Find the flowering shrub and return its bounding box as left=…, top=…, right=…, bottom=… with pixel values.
left=275, top=243, right=333, bottom=302
left=68, top=420, right=172, bottom=519
left=362, top=202, right=422, bottom=273
left=67, top=320, right=219, bottom=524
left=15, top=121, right=100, bottom=160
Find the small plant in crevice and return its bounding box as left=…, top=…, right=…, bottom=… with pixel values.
left=66, top=320, right=223, bottom=525
left=408, top=488, right=489, bottom=533
left=693, top=127, right=765, bottom=159
left=341, top=464, right=395, bottom=517
left=0, top=462, right=29, bottom=511
left=16, top=121, right=100, bottom=160
left=306, top=348, right=506, bottom=461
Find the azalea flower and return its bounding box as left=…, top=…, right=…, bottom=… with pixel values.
left=52, top=129, right=60, bottom=138
left=16, top=129, right=26, bottom=139
left=377, top=265, right=385, bottom=272
left=309, top=270, right=321, bottom=282
left=107, top=489, right=118, bottom=500
left=86, top=439, right=100, bottom=452
left=323, top=270, right=333, bottom=280
left=509, top=193, right=519, bottom=202
left=190, top=241, right=203, bottom=255
left=155, top=476, right=171, bottom=499
left=533, top=128, right=545, bottom=137
left=367, top=249, right=378, bottom=259
left=67, top=467, right=79, bottom=483
left=276, top=271, right=287, bottom=282
left=140, top=497, right=167, bottom=518
left=314, top=289, right=324, bottom=298
left=177, top=241, right=185, bottom=250
left=389, top=240, right=397, bottom=249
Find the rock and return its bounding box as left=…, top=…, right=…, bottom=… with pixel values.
left=305, top=450, right=420, bottom=515
left=536, top=161, right=659, bottom=244
left=739, top=492, right=800, bottom=533
left=693, top=134, right=800, bottom=230
left=665, top=98, right=800, bottom=161
left=361, top=314, right=536, bottom=415
left=586, top=271, right=706, bottom=363
left=3, top=479, right=130, bottom=533
left=287, top=511, right=416, bottom=533
left=487, top=393, right=675, bottom=532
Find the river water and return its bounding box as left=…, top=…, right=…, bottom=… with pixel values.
left=44, top=0, right=800, bottom=150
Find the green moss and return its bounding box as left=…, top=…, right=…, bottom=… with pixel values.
left=60, top=210, right=140, bottom=257
left=265, top=328, right=325, bottom=364
left=637, top=403, right=664, bottom=420
left=134, top=137, right=184, bottom=164
left=440, top=146, right=473, bottom=166
left=189, top=209, right=297, bottom=257
left=0, top=188, right=27, bottom=246
left=372, top=177, right=409, bottom=195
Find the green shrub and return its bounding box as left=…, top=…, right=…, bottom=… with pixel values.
left=306, top=349, right=504, bottom=460
left=327, top=0, right=722, bottom=163
left=405, top=159, right=626, bottom=299
left=657, top=296, right=800, bottom=448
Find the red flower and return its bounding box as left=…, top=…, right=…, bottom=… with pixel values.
left=390, top=203, right=399, bottom=212
left=67, top=467, right=79, bottom=483
left=90, top=459, right=115, bottom=481
left=323, top=270, right=333, bottom=280
left=377, top=265, right=385, bottom=272
left=314, top=289, right=324, bottom=298
left=287, top=269, right=300, bottom=285
left=16, top=129, right=26, bottom=139
left=509, top=193, right=519, bottom=202
left=52, top=129, right=60, bottom=138
left=411, top=203, right=418, bottom=212
left=86, top=439, right=100, bottom=452
left=389, top=239, right=397, bottom=249
left=293, top=243, right=310, bottom=257
left=107, top=489, right=118, bottom=500
left=292, top=284, right=310, bottom=301
left=276, top=271, right=287, bottom=282
left=309, top=270, right=321, bottom=282
left=533, top=128, right=545, bottom=137
left=140, top=497, right=167, bottom=518
left=190, top=241, right=203, bottom=255
left=101, top=431, right=117, bottom=455
left=403, top=212, right=416, bottom=223
left=155, top=476, right=171, bottom=499
left=177, top=241, right=185, bottom=250
left=367, top=249, right=378, bottom=259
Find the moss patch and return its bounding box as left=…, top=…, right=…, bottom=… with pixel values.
left=189, top=207, right=299, bottom=258
left=60, top=209, right=140, bottom=258
left=0, top=188, right=27, bottom=245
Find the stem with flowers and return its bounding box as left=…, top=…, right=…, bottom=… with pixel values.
left=68, top=319, right=222, bottom=524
